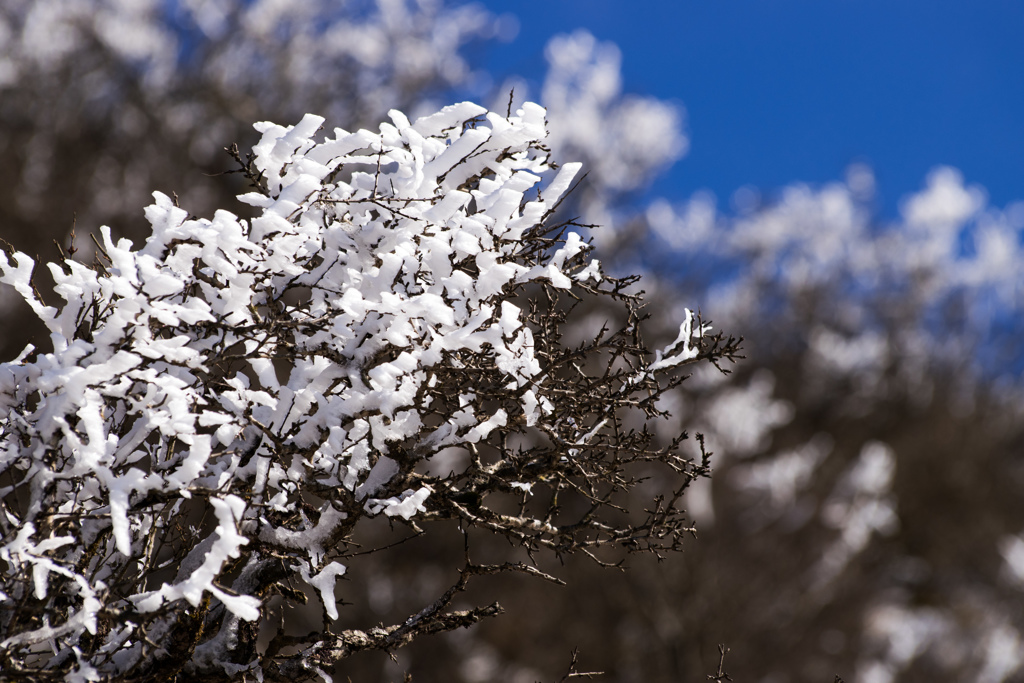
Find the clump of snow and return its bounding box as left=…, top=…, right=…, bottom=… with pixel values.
left=698, top=370, right=794, bottom=459
left=813, top=441, right=899, bottom=587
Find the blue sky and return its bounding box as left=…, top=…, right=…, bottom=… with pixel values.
left=477, top=0, right=1024, bottom=217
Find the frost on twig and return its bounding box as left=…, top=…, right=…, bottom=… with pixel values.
left=0, top=101, right=739, bottom=681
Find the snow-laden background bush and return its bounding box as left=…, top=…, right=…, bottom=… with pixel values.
left=0, top=100, right=738, bottom=681
left=3, top=1, right=1024, bottom=681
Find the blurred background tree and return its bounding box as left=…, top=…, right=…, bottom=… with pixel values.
left=2, top=2, right=1024, bottom=681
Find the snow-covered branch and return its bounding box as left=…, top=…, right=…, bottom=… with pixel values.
left=0, top=101, right=738, bottom=681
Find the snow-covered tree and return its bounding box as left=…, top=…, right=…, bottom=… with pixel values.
left=606, top=167, right=1024, bottom=682
left=6, top=0, right=1024, bottom=680
left=0, top=101, right=739, bottom=681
